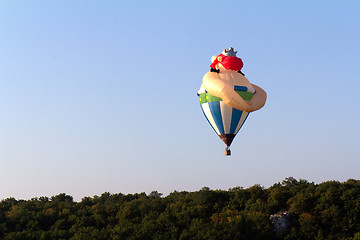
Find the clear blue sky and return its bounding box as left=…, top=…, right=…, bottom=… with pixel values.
left=1, top=0, right=359, bottom=201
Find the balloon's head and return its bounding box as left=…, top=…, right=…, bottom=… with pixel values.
left=210, top=47, right=243, bottom=71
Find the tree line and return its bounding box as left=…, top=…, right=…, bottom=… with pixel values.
left=1, top=177, right=360, bottom=240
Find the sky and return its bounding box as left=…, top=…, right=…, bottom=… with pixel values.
left=1, top=0, right=359, bottom=201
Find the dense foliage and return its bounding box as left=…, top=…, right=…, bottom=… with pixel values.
left=1, top=178, right=360, bottom=240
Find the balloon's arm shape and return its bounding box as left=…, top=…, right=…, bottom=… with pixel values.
left=202, top=72, right=252, bottom=112
left=249, top=84, right=267, bottom=112
left=202, top=72, right=266, bottom=112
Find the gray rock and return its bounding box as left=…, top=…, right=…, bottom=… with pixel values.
left=270, top=211, right=290, bottom=233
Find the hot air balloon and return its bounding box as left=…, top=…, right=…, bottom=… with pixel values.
left=198, top=47, right=267, bottom=156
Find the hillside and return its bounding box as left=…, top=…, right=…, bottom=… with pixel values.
left=1, top=177, right=360, bottom=240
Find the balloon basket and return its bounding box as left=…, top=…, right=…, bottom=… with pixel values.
left=225, top=147, right=231, bottom=156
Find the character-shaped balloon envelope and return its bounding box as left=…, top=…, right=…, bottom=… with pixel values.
left=198, top=47, right=267, bottom=155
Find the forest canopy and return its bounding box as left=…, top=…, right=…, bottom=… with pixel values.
left=1, top=177, right=360, bottom=240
